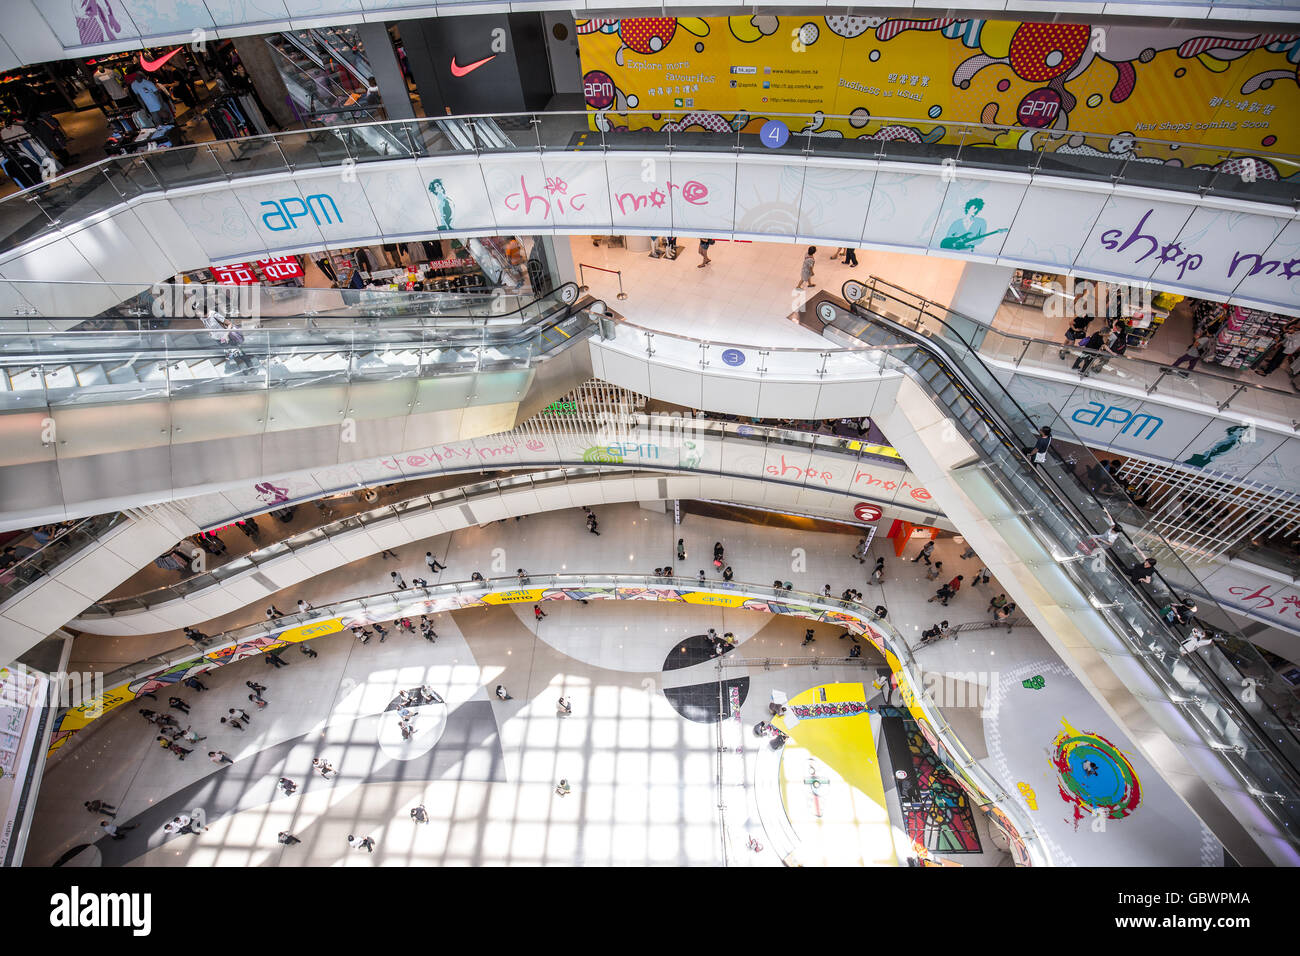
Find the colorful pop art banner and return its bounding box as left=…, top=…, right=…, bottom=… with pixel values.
left=578, top=16, right=1300, bottom=170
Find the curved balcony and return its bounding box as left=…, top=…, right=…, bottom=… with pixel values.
left=48, top=569, right=1049, bottom=866
left=2, top=111, right=1297, bottom=319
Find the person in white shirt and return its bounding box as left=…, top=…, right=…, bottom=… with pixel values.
left=94, top=66, right=129, bottom=104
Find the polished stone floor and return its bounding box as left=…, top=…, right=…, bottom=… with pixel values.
left=32, top=505, right=1218, bottom=866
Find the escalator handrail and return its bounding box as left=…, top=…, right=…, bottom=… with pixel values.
left=835, top=279, right=1300, bottom=790
left=864, top=274, right=1300, bottom=409
left=0, top=283, right=583, bottom=364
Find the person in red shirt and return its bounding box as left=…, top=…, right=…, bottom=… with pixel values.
left=928, top=574, right=964, bottom=607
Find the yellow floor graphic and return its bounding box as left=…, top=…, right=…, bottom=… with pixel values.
left=773, top=682, right=898, bottom=866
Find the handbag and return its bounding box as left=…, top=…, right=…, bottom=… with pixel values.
left=1033, top=451, right=1048, bottom=464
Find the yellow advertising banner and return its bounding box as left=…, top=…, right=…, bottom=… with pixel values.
left=274, top=617, right=345, bottom=643
left=46, top=680, right=135, bottom=753
left=681, top=591, right=750, bottom=608
left=578, top=16, right=1299, bottom=170
left=481, top=589, right=546, bottom=605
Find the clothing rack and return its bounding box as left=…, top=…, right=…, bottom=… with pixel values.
left=203, top=92, right=269, bottom=140
left=0, top=128, right=57, bottom=188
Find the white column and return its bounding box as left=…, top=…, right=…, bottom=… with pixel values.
left=947, top=261, right=1015, bottom=323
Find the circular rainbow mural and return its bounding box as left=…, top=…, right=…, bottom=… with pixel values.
left=1050, top=718, right=1141, bottom=821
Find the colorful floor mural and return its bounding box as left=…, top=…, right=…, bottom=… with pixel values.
left=1050, top=718, right=1142, bottom=829
left=774, top=683, right=897, bottom=866
left=881, top=705, right=982, bottom=854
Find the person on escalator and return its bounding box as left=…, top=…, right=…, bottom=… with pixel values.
left=1029, top=426, right=1053, bottom=466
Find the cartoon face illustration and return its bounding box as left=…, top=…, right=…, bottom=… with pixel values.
left=1108, top=132, right=1138, bottom=155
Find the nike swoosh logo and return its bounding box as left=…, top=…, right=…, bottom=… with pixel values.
left=449, top=54, right=496, bottom=78
left=140, top=48, right=183, bottom=72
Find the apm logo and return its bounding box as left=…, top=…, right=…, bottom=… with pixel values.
left=50, top=887, right=151, bottom=936
left=260, top=194, right=342, bottom=231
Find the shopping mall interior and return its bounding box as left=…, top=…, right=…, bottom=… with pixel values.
left=0, top=0, right=1298, bottom=881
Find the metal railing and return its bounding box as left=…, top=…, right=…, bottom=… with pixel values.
left=76, top=409, right=943, bottom=615
left=1, top=108, right=1295, bottom=260
left=828, top=277, right=1300, bottom=847
left=62, top=571, right=1049, bottom=865
left=871, top=276, right=1299, bottom=431
left=0, top=513, right=128, bottom=606
left=0, top=283, right=590, bottom=413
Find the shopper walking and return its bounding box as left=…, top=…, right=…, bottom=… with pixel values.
left=1171, top=332, right=1215, bottom=373
left=842, top=247, right=858, bottom=267
left=85, top=799, right=117, bottom=817
left=852, top=537, right=868, bottom=564
left=390, top=571, right=407, bottom=590
left=264, top=650, right=289, bottom=668
left=410, top=804, right=429, bottom=824
left=277, top=832, right=302, bottom=845
left=347, top=834, right=376, bottom=853
left=927, top=560, right=943, bottom=582
left=912, top=540, right=935, bottom=565
left=278, top=777, right=297, bottom=795
left=182, top=675, right=208, bottom=691
left=533, top=604, right=547, bottom=620
left=100, top=821, right=138, bottom=840
left=266, top=605, right=284, bottom=620
left=495, top=685, right=512, bottom=701
left=697, top=238, right=714, bottom=268
left=220, top=716, right=244, bottom=732
left=871, top=557, right=885, bottom=583
left=796, top=246, right=817, bottom=289
left=168, top=696, right=191, bottom=714
left=1072, top=330, right=1105, bottom=373
left=299, top=643, right=318, bottom=659
left=425, top=551, right=446, bottom=573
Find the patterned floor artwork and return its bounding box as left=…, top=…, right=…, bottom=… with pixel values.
left=881, top=706, right=982, bottom=854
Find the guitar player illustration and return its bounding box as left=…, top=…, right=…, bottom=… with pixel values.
left=939, top=198, right=1007, bottom=251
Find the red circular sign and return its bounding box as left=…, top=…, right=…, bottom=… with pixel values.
left=583, top=70, right=615, bottom=110
left=854, top=503, right=883, bottom=522
left=1017, top=88, right=1062, bottom=128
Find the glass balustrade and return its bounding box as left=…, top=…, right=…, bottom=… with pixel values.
left=75, top=567, right=1045, bottom=863
left=827, top=278, right=1300, bottom=842
left=0, top=513, right=128, bottom=606
left=0, top=284, right=590, bottom=411
left=0, top=110, right=1294, bottom=257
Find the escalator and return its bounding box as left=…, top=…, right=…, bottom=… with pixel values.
left=816, top=279, right=1300, bottom=865
left=0, top=282, right=602, bottom=528
left=0, top=283, right=587, bottom=409
left=265, top=29, right=377, bottom=127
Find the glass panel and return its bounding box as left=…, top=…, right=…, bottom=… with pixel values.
left=142, top=143, right=230, bottom=189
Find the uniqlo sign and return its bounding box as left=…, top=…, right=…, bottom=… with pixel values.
left=211, top=262, right=258, bottom=284
left=257, top=255, right=304, bottom=280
